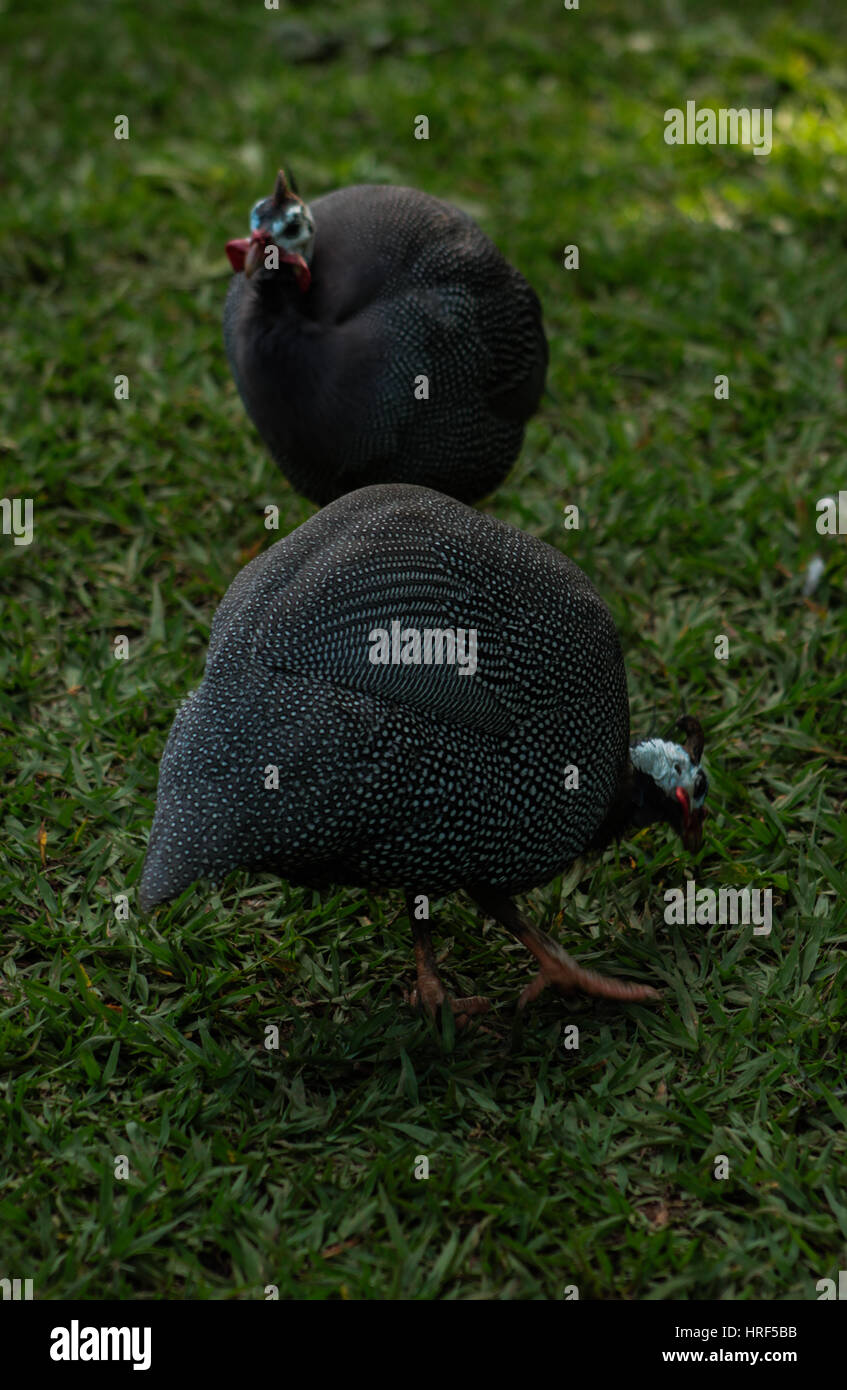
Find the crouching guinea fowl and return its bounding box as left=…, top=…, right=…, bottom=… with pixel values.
left=223, top=170, right=548, bottom=506
left=139, top=485, right=708, bottom=1018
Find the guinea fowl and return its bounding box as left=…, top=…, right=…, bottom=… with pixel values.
left=139, top=484, right=708, bottom=1016
left=223, top=170, right=548, bottom=506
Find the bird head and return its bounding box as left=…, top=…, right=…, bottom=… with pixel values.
left=226, top=169, right=315, bottom=290
left=629, top=715, right=708, bottom=851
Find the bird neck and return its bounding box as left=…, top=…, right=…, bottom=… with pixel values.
left=251, top=267, right=309, bottom=315
left=587, top=754, right=670, bottom=850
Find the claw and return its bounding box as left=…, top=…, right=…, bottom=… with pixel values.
left=410, top=977, right=490, bottom=1025
left=515, top=942, right=661, bottom=1008
left=406, top=894, right=491, bottom=1026
left=516, top=920, right=661, bottom=1004
left=469, top=885, right=661, bottom=1012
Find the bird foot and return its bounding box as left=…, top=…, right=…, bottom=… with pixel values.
left=410, top=971, right=491, bottom=1026
left=516, top=954, right=661, bottom=1010
left=469, top=886, right=661, bottom=1014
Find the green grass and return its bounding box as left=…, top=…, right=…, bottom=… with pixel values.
left=1, top=0, right=846, bottom=1300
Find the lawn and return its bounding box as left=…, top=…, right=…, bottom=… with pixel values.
left=1, top=0, right=845, bottom=1300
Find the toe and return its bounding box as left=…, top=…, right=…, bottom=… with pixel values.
left=451, top=994, right=491, bottom=1018
left=516, top=970, right=550, bottom=1010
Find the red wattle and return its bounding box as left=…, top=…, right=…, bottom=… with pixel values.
left=226, top=238, right=251, bottom=272
left=280, top=251, right=311, bottom=292
left=674, top=786, right=691, bottom=824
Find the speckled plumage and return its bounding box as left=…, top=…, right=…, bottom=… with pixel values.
left=223, top=183, right=548, bottom=506
left=139, top=484, right=630, bottom=912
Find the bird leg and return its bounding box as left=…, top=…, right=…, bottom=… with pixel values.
left=406, top=892, right=490, bottom=1023
left=469, top=886, right=661, bottom=1009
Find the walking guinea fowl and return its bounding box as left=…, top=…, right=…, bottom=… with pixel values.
left=139, top=485, right=708, bottom=1016
left=223, top=170, right=548, bottom=506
